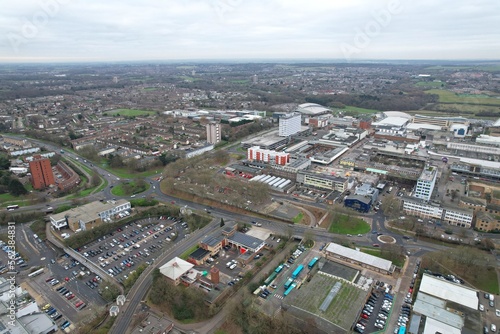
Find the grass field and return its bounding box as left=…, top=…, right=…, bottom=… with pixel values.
left=100, top=165, right=160, bottom=179
left=415, top=81, right=445, bottom=88
left=340, top=105, right=380, bottom=114
left=231, top=79, right=249, bottom=84
left=289, top=273, right=366, bottom=331
left=111, top=181, right=149, bottom=196
left=0, top=193, right=31, bottom=207
left=293, top=212, right=304, bottom=224
left=329, top=214, right=371, bottom=235
left=104, top=109, right=157, bottom=117
left=425, top=89, right=500, bottom=105
left=143, top=87, right=158, bottom=91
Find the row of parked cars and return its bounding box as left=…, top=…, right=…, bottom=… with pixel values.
left=42, top=303, right=71, bottom=329
left=356, top=291, right=393, bottom=333
left=55, top=285, right=87, bottom=310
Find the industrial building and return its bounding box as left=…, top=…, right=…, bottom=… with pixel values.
left=402, top=197, right=474, bottom=228
left=411, top=274, right=480, bottom=334
left=296, top=103, right=331, bottom=116
left=344, top=195, right=372, bottom=213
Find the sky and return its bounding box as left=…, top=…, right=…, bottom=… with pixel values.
left=0, top=0, right=499, bottom=63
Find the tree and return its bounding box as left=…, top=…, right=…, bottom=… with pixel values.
left=450, top=189, right=459, bottom=202
left=90, top=171, right=101, bottom=187
left=0, top=154, right=10, bottom=170
left=220, top=218, right=225, bottom=227
left=380, top=195, right=401, bottom=219
left=8, top=179, right=27, bottom=196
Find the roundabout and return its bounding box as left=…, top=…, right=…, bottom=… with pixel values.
left=377, top=234, right=396, bottom=244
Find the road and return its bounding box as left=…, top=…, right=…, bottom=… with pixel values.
left=10, top=138, right=490, bottom=333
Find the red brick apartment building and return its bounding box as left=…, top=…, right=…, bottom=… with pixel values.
left=29, top=155, right=55, bottom=189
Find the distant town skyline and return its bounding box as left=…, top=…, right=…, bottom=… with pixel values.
left=1, top=0, right=499, bottom=63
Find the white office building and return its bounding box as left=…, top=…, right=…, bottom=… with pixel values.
left=279, top=113, right=301, bottom=137
left=414, top=166, right=438, bottom=201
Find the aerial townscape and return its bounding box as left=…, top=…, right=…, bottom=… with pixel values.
left=0, top=2, right=500, bottom=334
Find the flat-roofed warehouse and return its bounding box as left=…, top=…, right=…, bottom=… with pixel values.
left=324, top=243, right=395, bottom=274
left=418, top=274, right=478, bottom=309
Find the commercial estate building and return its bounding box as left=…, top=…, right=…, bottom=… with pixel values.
left=414, top=166, right=438, bottom=201
left=402, top=197, right=474, bottom=228
left=50, top=199, right=131, bottom=231
left=296, top=171, right=348, bottom=192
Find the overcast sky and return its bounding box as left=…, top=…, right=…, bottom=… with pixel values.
left=0, top=0, right=499, bottom=63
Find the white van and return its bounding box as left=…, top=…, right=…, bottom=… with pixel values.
left=226, top=262, right=232, bottom=268
left=229, top=263, right=237, bottom=270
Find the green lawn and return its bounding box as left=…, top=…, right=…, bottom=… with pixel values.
left=143, top=87, right=158, bottom=91
left=0, top=193, right=31, bottom=207
left=425, top=89, right=500, bottom=105
left=104, top=109, right=157, bottom=117
left=329, top=214, right=371, bottom=234
left=415, top=81, right=445, bottom=88
left=293, top=212, right=304, bottom=224
left=111, top=181, right=149, bottom=196
left=100, top=166, right=160, bottom=179
left=340, top=105, right=380, bottom=114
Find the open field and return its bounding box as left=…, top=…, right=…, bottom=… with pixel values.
left=111, top=181, right=149, bottom=196
left=432, top=103, right=500, bottom=115
left=415, top=81, right=445, bottom=88
left=288, top=273, right=366, bottom=331
left=340, top=105, right=380, bottom=114
left=292, top=212, right=304, bottom=224
left=329, top=214, right=370, bottom=235
left=104, top=108, right=157, bottom=117
left=425, top=65, right=500, bottom=72
left=425, top=89, right=500, bottom=105
left=0, top=193, right=32, bottom=207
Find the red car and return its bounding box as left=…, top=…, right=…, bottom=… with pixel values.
left=75, top=301, right=83, bottom=308
left=67, top=294, right=75, bottom=300
left=408, top=288, right=413, bottom=293
left=45, top=277, right=54, bottom=283
left=361, top=314, right=369, bottom=319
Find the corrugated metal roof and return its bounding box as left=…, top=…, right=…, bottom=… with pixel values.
left=413, top=293, right=464, bottom=330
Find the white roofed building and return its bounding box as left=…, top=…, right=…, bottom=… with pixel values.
left=324, top=242, right=394, bottom=274
left=159, top=257, right=195, bottom=285
left=296, top=103, right=331, bottom=115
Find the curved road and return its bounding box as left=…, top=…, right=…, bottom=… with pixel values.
left=12, top=138, right=489, bottom=333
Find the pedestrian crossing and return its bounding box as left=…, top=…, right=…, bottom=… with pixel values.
left=274, top=294, right=284, bottom=299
